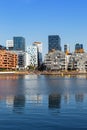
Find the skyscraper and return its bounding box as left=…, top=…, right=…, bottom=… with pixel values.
left=13, top=37, right=25, bottom=51
left=27, top=46, right=38, bottom=67
left=75, top=43, right=80, bottom=50
left=75, top=43, right=84, bottom=53
left=64, top=44, right=70, bottom=53
left=33, top=42, right=42, bottom=66
left=48, top=35, right=61, bottom=52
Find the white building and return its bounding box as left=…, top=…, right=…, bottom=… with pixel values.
left=27, top=46, right=38, bottom=67
left=10, top=51, right=30, bottom=69
left=6, top=40, right=14, bottom=50
left=68, top=53, right=87, bottom=72
left=33, top=42, right=42, bottom=66
left=25, top=52, right=30, bottom=69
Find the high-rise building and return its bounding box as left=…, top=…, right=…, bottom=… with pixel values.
left=6, top=40, right=14, bottom=50
left=64, top=44, right=70, bottom=53
left=48, top=35, right=61, bottom=52
left=75, top=43, right=84, bottom=53
left=27, top=46, right=38, bottom=67
left=13, top=37, right=25, bottom=51
left=33, top=42, right=42, bottom=66
left=75, top=43, right=80, bottom=50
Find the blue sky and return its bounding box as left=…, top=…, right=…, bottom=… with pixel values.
left=0, top=0, right=87, bottom=56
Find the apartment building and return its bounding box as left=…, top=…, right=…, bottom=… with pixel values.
left=68, top=53, right=87, bottom=72
left=44, top=50, right=67, bottom=70
left=0, top=50, right=17, bottom=70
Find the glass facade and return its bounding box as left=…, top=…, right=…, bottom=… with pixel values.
left=75, top=43, right=83, bottom=50
left=48, top=35, right=61, bottom=52
left=64, top=44, right=69, bottom=53
left=13, top=37, right=25, bottom=51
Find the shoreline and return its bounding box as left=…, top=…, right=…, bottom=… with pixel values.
left=0, top=71, right=87, bottom=76
left=40, top=71, right=87, bottom=76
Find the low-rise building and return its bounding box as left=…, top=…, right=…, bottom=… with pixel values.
left=0, top=50, right=17, bottom=70
left=10, top=51, right=28, bottom=70
left=68, top=53, right=87, bottom=72
left=44, top=50, right=67, bottom=70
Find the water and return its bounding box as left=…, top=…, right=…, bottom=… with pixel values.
left=0, top=74, right=87, bottom=129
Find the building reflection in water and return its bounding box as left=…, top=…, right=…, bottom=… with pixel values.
left=75, top=93, right=84, bottom=103
left=64, top=93, right=70, bottom=104
left=48, top=93, right=61, bottom=109
left=27, top=94, right=43, bottom=104
left=6, top=96, right=14, bottom=108
left=13, top=95, right=25, bottom=113
left=0, top=75, right=19, bottom=80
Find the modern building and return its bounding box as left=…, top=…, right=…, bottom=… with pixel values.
left=75, top=43, right=84, bottom=53
left=11, top=51, right=28, bottom=69
left=33, top=42, right=42, bottom=66
left=0, top=45, right=6, bottom=50
left=6, top=40, right=14, bottom=50
left=44, top=50, right=67, bottom=70
left=13, top=37, right=25, bottom=51
left=64, top=44, right=70, bottom=54
left=68, top=53, right=87, bottom=72
left=27, top=46, right=38, bottom=67
left=0, top=50, right=17, bottom=70
left=48, top=35, right=61, bottom=52
left=25, top=52, right=30, bottom=69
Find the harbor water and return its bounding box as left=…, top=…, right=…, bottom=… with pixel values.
left=0, top=75, right=87, bottom=129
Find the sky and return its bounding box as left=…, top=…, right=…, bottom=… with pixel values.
left=0, top=0, right=87, bottom=56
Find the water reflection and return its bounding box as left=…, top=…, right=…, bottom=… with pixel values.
left=75, top=93, right=84, bottom=103
left=0, top=75, right=87, bottom=113
left=0, top=75, right=19, bottom=80
left=6, top=96, right=14, bottom=108
left=27, top=94, right=43, bottom=104
left=64, top=93, right=70, bottom=104
left=13, top=95, right=25, bottom=113
left=0, top=75, right=87, bottom=129
left=48, top=93, right=61, bottom=109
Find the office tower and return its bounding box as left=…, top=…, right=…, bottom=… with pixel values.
left=33, top=42, right=42, bottom=66
left=13, top=37, right=25, bottom=51
left=64, top=44, right=70, bottom=53
left=27, top=46, right=38, bottom=67
left=75, top=43, right=80, bottom=50
left=6, top=40, right=14, bottom=50
left=80, top=44, right=83, bottom=49
left=48, top=35, right=61, bottom=52
left=75, top=43, right=84, bottom=53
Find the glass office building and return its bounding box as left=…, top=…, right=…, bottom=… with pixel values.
left=75, top=43, right=83, bottom=50
left=48, top=35, right=61, bottom=52
left=13, top=37, right=25, bottom=51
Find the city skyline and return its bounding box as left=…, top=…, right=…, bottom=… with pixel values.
left=0, top=0, right=87, bottom=56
